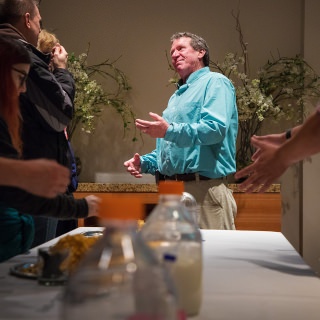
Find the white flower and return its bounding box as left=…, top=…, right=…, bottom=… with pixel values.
left=210, top=50, right=320, bottom=167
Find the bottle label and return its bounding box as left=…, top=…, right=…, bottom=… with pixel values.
left=177, top=309, right=187, bottom=320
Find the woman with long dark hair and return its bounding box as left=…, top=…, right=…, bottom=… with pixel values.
left=0, top=35, right=100, bottom=261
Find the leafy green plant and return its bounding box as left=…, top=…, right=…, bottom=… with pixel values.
left=67, top=46, right=137, bottom=141
left=210, top=12, right=320, bottom=168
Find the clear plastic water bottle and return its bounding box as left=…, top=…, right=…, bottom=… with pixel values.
left=181, top=192, right=199, bottom=226
left=141, top=181, right=203, bottom=317
left=62, top=197, right=181, bottom=320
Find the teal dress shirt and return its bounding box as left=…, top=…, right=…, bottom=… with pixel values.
left=141, top=67, right=238, bottom=178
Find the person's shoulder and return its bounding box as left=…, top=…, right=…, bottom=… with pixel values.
left=31, top=47, right=51, bottom=64
left=208, top=71, right=233, bottom=85
left=209, top=71, right=229, bottom=80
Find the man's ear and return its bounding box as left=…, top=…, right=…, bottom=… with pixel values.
left=198, top=49, right=206, bottom=60
left=24, top=12, right=31, bottom=28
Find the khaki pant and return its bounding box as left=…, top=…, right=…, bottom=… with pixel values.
left=184, top=180, right=237, bottom=230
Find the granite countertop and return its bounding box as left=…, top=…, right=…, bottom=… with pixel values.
left=77, top=182, right=280, bottom=193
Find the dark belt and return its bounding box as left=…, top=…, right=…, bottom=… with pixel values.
left=155, top=171, right=226, bottom=184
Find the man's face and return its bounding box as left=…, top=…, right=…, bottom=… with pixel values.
left=170, top=37, right=205, bottom=81
left=27, top=6, right=42, bottom=46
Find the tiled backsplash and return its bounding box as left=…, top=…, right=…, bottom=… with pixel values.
left=94, top=172, right=155, bottom=184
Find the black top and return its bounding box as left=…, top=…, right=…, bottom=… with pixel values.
left=0, top=118, right=88, bottom=219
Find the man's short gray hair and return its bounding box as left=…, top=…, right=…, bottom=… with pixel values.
left=0, top=0, right=40, bottom=25
left=171, top=32, right=210, bottom=67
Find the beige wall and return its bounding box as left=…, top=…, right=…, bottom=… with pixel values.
left=40, top=0, right=320, bottom=271
left=303, top=0, right=320, bottom=275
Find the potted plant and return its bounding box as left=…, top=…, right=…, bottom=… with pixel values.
left=67, top=46, right=136, bottom=141
left=210, top=12, right=320, bottom=169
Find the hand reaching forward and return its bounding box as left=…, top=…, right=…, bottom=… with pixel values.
left=18, top=159, right=70, bottom=198
left=250, top=133, right=286, bottom=162
left=234, top=135, right=289, bottom=193
left=124, top=153, right=142, bottom=178
left=85, top=195, right=101, bottom=217
left=135, top=112, right=169, bottom=138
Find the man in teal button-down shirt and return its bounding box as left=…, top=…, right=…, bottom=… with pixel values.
left=124, top=32, right=238, bottom=229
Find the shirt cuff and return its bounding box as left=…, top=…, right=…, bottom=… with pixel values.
left=164, top=123, right=174, bottom=140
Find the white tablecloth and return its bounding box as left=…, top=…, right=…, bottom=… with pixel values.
left=0, top=228, right=320, bottom=320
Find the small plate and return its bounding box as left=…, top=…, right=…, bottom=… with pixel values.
left=82, top=230, right=104, bottom=237
left=10, top=262, right=38, bottom=279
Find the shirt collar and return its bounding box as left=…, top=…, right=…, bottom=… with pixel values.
left=175, top=67, right=209, bottom=94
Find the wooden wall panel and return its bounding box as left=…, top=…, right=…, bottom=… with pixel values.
left=75, top=192, right=281, bottom=231
left=234, top=193, right=281, bottom=231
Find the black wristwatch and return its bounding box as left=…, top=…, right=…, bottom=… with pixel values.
left=285, top=129, right=292, bottom=140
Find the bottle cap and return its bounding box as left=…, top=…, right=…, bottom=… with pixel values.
left=98, top=194, right=144, bottom=220
left=158, top=181, right=184, bottom=195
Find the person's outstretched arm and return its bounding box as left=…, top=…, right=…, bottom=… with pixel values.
left=235, top=106, right=320, bottom=192
left=0, top=158, right=70, bottom=198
